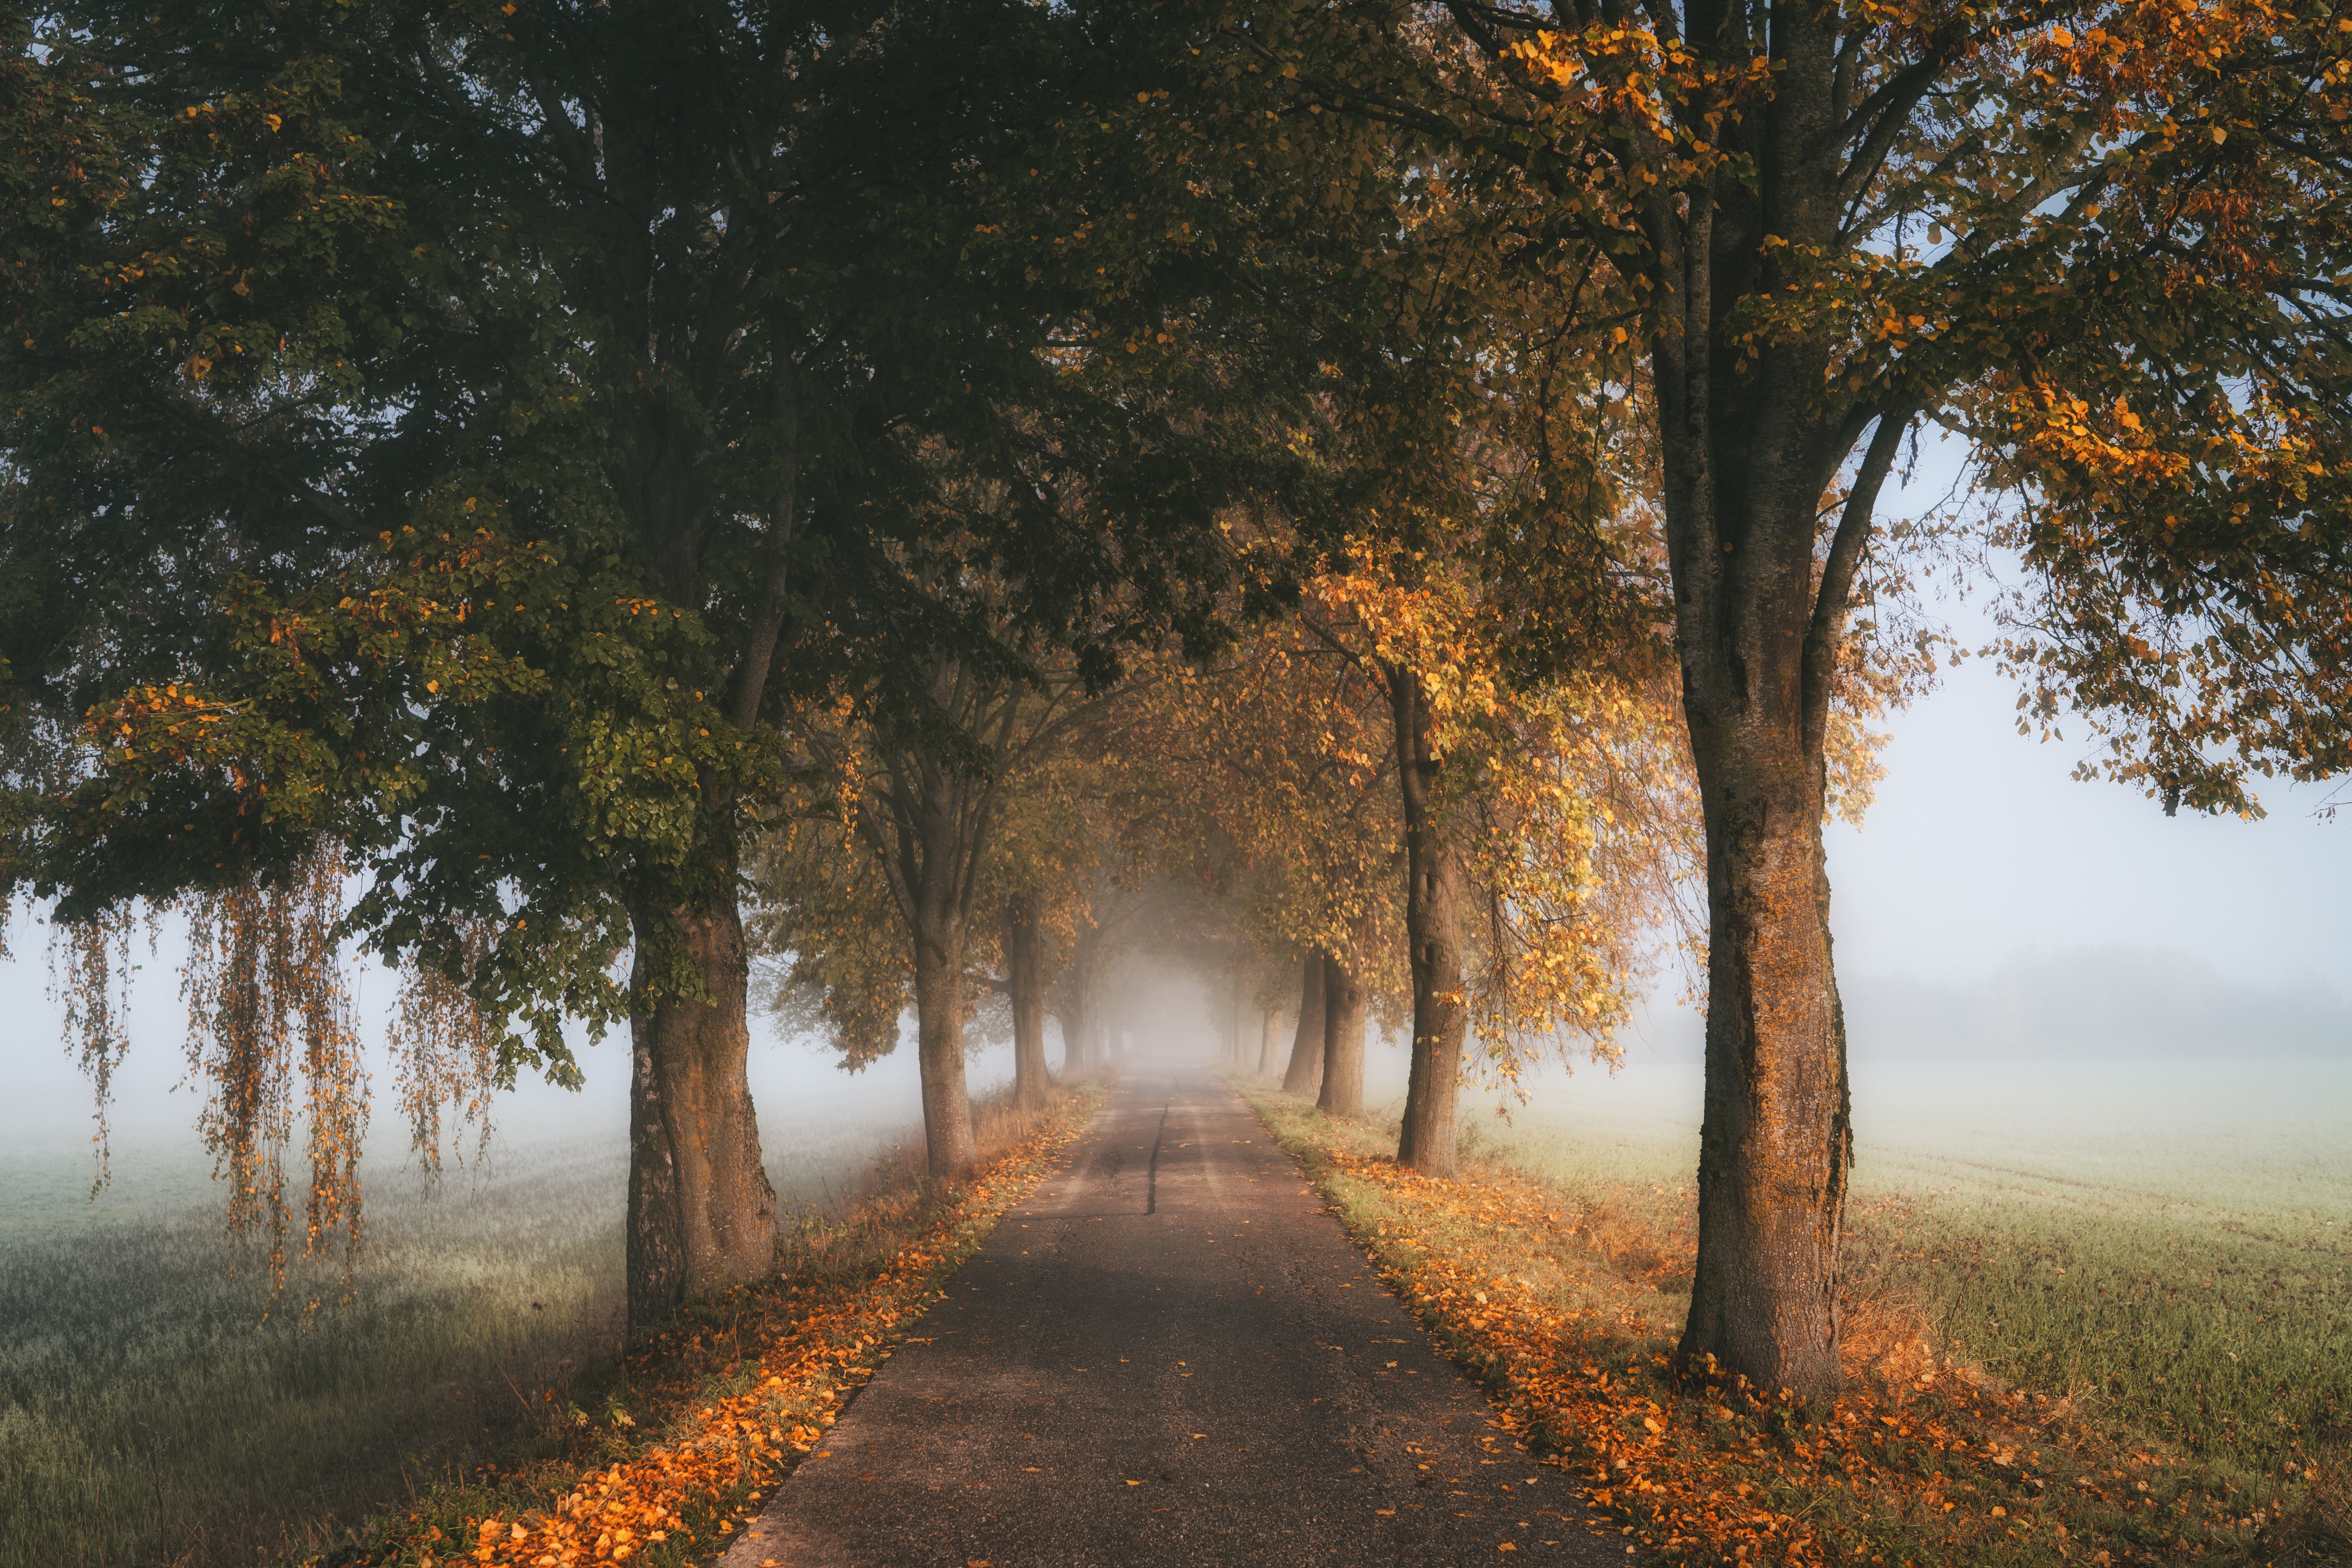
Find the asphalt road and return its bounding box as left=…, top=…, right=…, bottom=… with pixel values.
left=722, top=1058, right=1625, bottom=1568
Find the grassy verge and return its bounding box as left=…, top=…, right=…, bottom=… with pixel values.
left=2, top=1086, right=944, bottom=1568
left=0, top=1137, right=626, bottom=1568
left=1231, top=1074, right=2348, bottom=1568
left=303, top=1077, right=1109, bottom=1568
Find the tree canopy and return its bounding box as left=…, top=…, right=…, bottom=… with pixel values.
left=3, top=0, right=2344, bottom=1376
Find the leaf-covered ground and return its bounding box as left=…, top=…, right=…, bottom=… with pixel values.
left=307, top=1081, right=1108, bottom=1568
left=1233, top=1077, right=2349, bottom=1568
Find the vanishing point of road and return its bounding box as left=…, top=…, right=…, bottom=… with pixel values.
left=721, top=1059, right=1624, bottom=1568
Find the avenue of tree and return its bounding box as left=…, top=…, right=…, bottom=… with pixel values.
left=3, top=0, right=2346, bottom=1399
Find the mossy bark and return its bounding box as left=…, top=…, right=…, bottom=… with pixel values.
left=625, top=873, right=777, bottom=1336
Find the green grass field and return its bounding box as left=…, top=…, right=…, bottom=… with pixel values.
left=6, top=1050, right=2344, bottom=1566
left=1413, top=1057, right=2352, bottom=1511
left=0, top=1095, right=925, bottom=1568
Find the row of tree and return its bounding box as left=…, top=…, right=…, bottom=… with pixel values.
left=4, top=0, right=2345, bottom=1398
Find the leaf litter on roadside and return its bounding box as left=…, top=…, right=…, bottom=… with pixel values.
left=317, top=1086, right=1108, bottom=1568
left=1239, top=1083, right=2346, bottom=1568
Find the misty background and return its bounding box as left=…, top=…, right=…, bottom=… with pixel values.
left=6, top=605, right=2344, bottom=1179
left=5, top=440, right=2349, bottom=1189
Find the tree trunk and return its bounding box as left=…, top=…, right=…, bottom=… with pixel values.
left=1673, top=714, right=1852, bottom=1398
left=1317, top=951, right=1366, bottom=1118
left=1056, top=1003, right=1087, bottom=1075
left=1006, top=894, right=1047, bottom=1111
left=1280, top=950, right=1327, bottom=1094
left=1257, top=1005, right=1283, bottom=1075
left=1620, top=0, right=1873, bottom=1399
left=1389, top=663, right=1469, bottom=1176
left=910, top=902, right=978, bottom=1183
left=625, top=879, right=777, bottom=1337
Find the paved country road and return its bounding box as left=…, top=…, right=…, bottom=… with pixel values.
left=723, top=1059, right=1623, bottom=1568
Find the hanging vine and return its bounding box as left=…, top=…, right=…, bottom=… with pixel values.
left=48, top=845, right=509, bottom=1313
left=176, top=840, right=370, bottom=1309
left=51, top=902, right=147, bottom=1197
left=386, top=921, right=500, bottom=1177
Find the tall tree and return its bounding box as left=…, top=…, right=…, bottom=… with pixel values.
left=0, top=0, right=1255, bottom=1324
left=783, top=642, right=1126, bottom=1179
left=1242, top=0, right=2350, bottom=1391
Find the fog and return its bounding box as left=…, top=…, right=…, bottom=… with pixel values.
left=4, top=620, right=2346, bottom=1182
left=5, top=436, right=2348, bottom=1173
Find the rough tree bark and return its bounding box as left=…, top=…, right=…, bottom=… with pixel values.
left=1635, top=0, right=1900, bottom=1398
left=624, top=833, right=777, bottom=1334
left=1317, top=950, right=1367, bottom=1118
left=621, top=357, right=796, bottom=1330
left=1388, top=664, right=1469, bottom=1176
left=1257, top=1005, right=1284, bottom=1075
left=909, top=894, right=979, bottom=1183
left=1005, top=894, right=1048, bottom=1111
left=1281, top=950, right=1328, bottom=1095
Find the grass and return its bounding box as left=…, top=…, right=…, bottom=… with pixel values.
left=1469, top=1062, right=2352, bottom=1496
left=1231, top=1061, right=2352, bottom=1568
left=313, top=1077, right=1109, bottom=1568
left=0, top=1079, right=1049, bottom=1568
left=0, top=1135, right=626, bottom=1568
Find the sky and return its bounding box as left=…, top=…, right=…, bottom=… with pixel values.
left=1822, top=446, right=2351, bottom=992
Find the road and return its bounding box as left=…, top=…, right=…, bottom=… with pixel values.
left=722, top=1059, right=1622, bottom=1568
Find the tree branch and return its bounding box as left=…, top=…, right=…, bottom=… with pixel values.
left=1801, top=406, right=1915, bottom=756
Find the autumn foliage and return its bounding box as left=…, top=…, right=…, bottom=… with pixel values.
left=317, top=1086, right=1107, bottom=1568
left=1240, top=1079, right=2345, bottom=1568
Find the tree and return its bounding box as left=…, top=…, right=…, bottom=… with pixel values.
left=1243, top=0, right=2348, bottom=1392
left=1269, top=165, right=1689, bottom=1173
left=778, top=639, right=1127, bottom=1179
left=972, top=737, right=1133, bottom=1105
left=1300, top=554, right=1713, bottom=1170
left=1282, top=949, right=1329, bottom=1093
left=0, top=0, right=1262, bottom=1325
